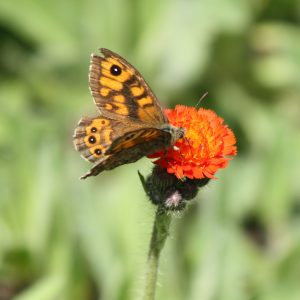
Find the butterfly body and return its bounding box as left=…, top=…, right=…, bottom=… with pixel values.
left=73, top=49, right=184, bottom=179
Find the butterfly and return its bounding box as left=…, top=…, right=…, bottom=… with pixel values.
left=73, top=48, right=185, bottom=179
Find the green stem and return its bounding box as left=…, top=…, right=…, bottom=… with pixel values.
left=142, top=207, right=172, bottom=300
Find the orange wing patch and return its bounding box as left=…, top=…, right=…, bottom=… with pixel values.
left=85, top=118, right=110, bottom=133
left=105, top=103, right=113, bottom=110
left=100, top=88, right=110, bottom=97
left=131, top=86, right=145, bottom=97
left=137, top=96, right=153, bottom=108
left=100, top=77, right=123, bottom=91
left=113, top=102, right=129, bottom=115
left=114, top=94, right=125, bottom=103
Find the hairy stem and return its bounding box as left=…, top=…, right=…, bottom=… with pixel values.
left=142, top=208, right=172, bottom=300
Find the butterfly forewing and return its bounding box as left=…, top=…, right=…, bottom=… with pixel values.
left=89, top=48, right=167, bottom=125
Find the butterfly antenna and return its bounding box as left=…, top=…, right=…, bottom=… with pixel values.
left=195, top=92, right=208, bottom=109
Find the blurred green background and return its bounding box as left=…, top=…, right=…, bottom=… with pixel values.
left=1, top=0, right=300, bottom=299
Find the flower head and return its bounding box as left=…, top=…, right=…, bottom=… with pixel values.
left=150, top=105, right=237, bottom=179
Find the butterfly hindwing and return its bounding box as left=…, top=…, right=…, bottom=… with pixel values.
left=107, top=127, right=171, bottom=155
left=79, top=127, right=172, bottom=179
left=73, top=115, right=173, bottom=178
left=89, top=48, right=167, bottom=125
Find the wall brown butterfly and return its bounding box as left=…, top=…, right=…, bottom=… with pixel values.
left=73, top=49, right=184, bottom=179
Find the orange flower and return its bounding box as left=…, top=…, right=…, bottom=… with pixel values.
left=150, top=105, right=237, bottom=179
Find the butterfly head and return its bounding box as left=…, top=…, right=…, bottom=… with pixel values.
left=162, top=124, right=185, bottom=145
